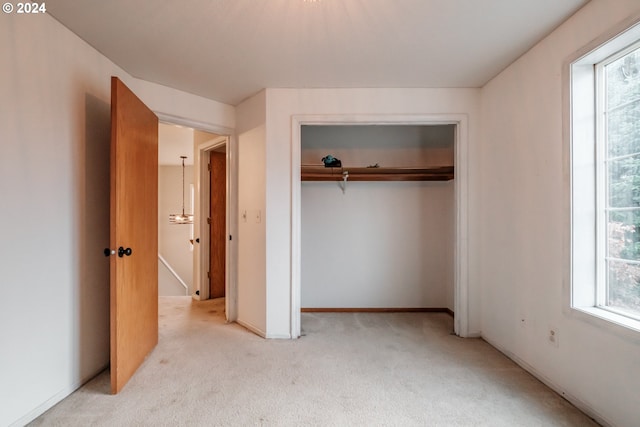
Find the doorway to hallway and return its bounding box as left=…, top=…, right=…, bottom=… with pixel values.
left=157, top=123, right=231, bottom=312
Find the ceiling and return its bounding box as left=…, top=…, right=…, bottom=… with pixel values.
left=46, top=0, right=588, bottom=106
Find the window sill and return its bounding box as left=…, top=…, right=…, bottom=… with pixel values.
left=571, top=306, right=640, bottom=344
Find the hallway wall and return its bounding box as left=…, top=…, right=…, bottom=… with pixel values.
left=236, top=91, right=268, bottom=336
left=159, top=165, right=194, bottom=296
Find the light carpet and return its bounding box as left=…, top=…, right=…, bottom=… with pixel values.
left=30, top=297, right=598, bottom=426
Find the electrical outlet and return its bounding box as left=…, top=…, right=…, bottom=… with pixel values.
left=548, top=328, right=559, bottom=347
left=520, top=317, right=526, bottom=328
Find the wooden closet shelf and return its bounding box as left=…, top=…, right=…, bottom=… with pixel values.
left=301, top=166, right=454, bottom=182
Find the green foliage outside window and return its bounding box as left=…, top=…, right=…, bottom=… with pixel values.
left=605, top=47, right=640, bottom=315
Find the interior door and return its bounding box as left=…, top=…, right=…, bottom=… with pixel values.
left=209, top=150, right=226, bottom=298
left=109, top=76, right=158, bottom=394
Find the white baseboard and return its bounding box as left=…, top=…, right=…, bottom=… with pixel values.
left=265, top=333, right=292, bottom=339
left=481, top=335, right=611, bottom=427
left=10, top=365, right=109, bottom=427
left=236, top=319, right=267, bottom=338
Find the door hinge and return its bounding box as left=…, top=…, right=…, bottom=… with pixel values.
left=207, top=271, right=210, bottom=279
left=207, top=217, right=211, bottom=224
left=229, top=235, right=232, bottom=241
left=207, top=163, right=211, bottom=171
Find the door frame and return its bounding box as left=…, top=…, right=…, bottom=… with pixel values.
left=194, top=135, right=235, bottom=321
left=194, top=136, right=228, bottom=298
left=156, top=113, right=237, bottom=323
left=290, top=113, right=470, bottom=338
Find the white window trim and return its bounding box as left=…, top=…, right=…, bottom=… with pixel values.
left=565, top=16, right=640, bottom=343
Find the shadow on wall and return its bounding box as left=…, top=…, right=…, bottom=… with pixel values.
left=76, top=93, right=111, bottom=381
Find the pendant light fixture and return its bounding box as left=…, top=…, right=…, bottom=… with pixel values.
left=169, top=156, right=194, bottom=224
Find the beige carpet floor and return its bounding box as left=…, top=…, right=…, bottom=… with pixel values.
left=31, top=297, right=597, bottom=426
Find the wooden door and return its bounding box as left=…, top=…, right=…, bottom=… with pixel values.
left=110, top=77, right=158, bottom=394
left=209, top=151, right=226, bottom=298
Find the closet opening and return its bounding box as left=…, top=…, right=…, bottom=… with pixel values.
left=291, top=115, right=470, bottom=338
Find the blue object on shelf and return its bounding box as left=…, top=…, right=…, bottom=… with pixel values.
left=322, top=155, right=342, bottom=168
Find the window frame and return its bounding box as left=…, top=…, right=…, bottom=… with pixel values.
left=566, top=17, right=640, bottom=340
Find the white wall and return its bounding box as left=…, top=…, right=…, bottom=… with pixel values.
left=158, top=165, right=194, bottom=296
left=479, top=1, right=640, bottom=426
left=158, top=259, right=187, bottom=296
left=236, top=91, right=267, bottom=336
left=263, top=88, right=481, bottom=338
left=302, top=181, right=454, bottom=308
left=0, top=13, right=234, bottom=426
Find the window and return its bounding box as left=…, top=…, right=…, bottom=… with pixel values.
left=597, top=42, right=640, bottom=320
left=569, top=20, right=640, bottom=333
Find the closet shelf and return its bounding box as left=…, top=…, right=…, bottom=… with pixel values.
left=301, top=166, right=454, bottom=182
